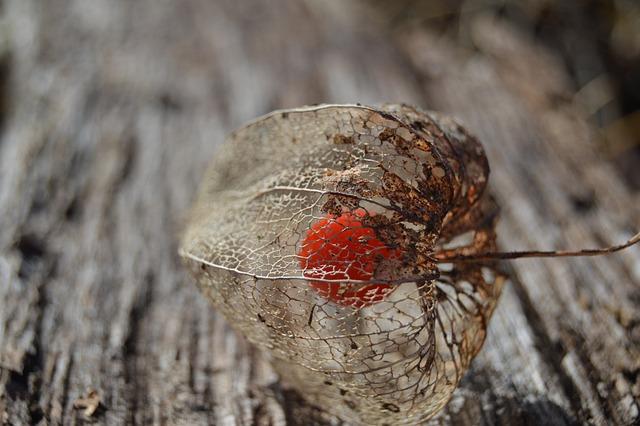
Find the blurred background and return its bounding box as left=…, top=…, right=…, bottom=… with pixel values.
left=1, top=0, right=638, bottom=425
left=373, top=0, right=640, bottom=189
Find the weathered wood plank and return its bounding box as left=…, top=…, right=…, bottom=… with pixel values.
left=0, top=1, right=637, bottom=425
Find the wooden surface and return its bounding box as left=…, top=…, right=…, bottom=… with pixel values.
left=1, top=1, right=638, bottom=425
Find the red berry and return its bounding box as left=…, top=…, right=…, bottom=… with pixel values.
left=298, top=209, right=401, bottom=308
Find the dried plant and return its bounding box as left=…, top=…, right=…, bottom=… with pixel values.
left=179, top=104, right=639, bottom=425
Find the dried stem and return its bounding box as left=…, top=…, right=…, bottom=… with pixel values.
left=436, top=231, right=640, bottom=263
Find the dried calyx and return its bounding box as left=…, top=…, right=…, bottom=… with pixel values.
left=180, top=103, right=638, bottom=425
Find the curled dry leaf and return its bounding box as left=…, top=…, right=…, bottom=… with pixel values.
left=73, top=388, right=101, bottom=418
left=180, top=104, right=506, bottom=424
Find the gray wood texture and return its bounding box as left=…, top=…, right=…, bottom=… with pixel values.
left=1, top=1, right=638, bottom=425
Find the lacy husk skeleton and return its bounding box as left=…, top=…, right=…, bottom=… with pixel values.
left=179, top=104, right=639, bottom=425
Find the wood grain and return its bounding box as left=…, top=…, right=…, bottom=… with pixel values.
left=0, top=1, right=638, bottom=425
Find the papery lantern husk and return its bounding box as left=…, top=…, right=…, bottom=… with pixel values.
left=180, top=104, right=505, bottom=425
